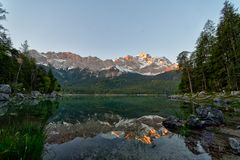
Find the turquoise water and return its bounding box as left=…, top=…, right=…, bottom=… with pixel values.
left=48, top=95, right=193, bottom=123
left=0, top=96, right=212, bottom=160
left=43, top=96, right=210, bottom=160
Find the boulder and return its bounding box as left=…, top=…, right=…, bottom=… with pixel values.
left=0, top=101, right=9, bottom=116
left=196, top=106, right=211, bottom=119
left=0, top=84, right=11, bottom=94
left=206, top=108, right=224, bottom=125
left=229, top=137, right=240, bottom=154
left=31, top=91, right=41, bottom=99
left=196, top=106, right=224, bottom=126
left=48, top=91, right=58, bottom=98
left=187, top=107, right=224, bottom=129
left=187, top=115, right=206, bottom=129
left=16, top=93, right=25, bottom=99
left=162, top=116, right=184, bottom=131
left=231, top=91, right=240, bottom=96
left=198, top=91, right=207, bottom=97
left=0, top=93, right=10, bottom=101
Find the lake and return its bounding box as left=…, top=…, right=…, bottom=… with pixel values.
left=41, top=95, right=211, bottom=160
left=2, top=95, right=237, bottom=160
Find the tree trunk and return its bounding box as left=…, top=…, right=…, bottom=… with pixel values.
left=15, top=64, right=22, bottom=83
left=225, top=64, right=232, bottom=90
left=187, top=68, right=193, bottom=95
left=230, top=29, right=238, bottom=90
left=202, top=71, right=207, bottom=91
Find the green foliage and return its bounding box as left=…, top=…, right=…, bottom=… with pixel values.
left=0, top=124, right=44, bottom=160
left=52, top=68, right=180, bottom=94
left=0, top=100, right=59, bottom=160
left=178, top=125, right=191, bottom=137
left=0, top=50, right=61, bottom=93
left=177, top=51, right=193, bottom=93
left=177, top=1, right=240, bottom=93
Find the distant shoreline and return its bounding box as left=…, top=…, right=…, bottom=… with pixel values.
left=62, top=93, right=168, bottom=97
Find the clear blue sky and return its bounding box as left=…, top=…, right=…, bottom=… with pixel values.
left=1, top=0, right=240, bottom=62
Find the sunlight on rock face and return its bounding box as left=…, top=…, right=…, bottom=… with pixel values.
left=110, top=127, right=169, bottom=144
left=162, top=128, right=169, bottom=136
left=123, top=55, right=133, bottom=61
left=147, top=60, right=153, bottom=64
left=138, top=52, right=149, bottom=59
left=45, top=114, right=169, bottom=145
left=139, top=135, right=152, bottom=144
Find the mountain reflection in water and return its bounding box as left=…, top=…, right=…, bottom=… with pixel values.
left=44, top=114, right=211, bottom=160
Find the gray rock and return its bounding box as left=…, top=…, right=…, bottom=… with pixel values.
left=16, top=93, right=25, bottom=99
left=0, top=84, right=11, bottom=94
left=0, top=93, right=10, bottom=101
left=229, top=137, right=240, bottom=154
left=198, top=91, right=207, bottom=97
left=0, top=101, right=9, bottom=116
left=196, top=106, right=211, bottom=119
left=0, top=101, right=8, bottom=107
left=48, top=91, right=58, bottom=98
left=187, top=115, right=205, bottom=129
left=196, top=106, right=224, bottom=126
left=206, top=108, right=224, bottom=125
left=188, top=107, right=224, bottom=129
left=231, top=91, right=240, bottom=96
left=168, top=95, right=182, bottom=100
left=31, top=91, right=41, bottom=99
left=162, top=116, right=184, bottom=131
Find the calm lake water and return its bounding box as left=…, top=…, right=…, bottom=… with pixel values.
left=1, top=96, right=213, bottom=160
left=44, top=95, right=212, bottom=160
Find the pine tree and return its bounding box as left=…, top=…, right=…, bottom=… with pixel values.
left=177, top=51, right=193, bottom=94
left=195, top=20, right=215, bottom=91
left=214, top=1, right=240, bottom=90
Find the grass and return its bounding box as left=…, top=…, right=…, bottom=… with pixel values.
left=0, top=124, right=44, bottom=160
left=0, top=100, right=58, bottom=160
left=178, top=125, right=191, bottom=137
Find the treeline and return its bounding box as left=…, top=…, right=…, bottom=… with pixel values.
left=51, top=67, right=180, bottom=94
left=177, top=1, right=240, bottom=93
left=0, top=4, right=60, bottom=93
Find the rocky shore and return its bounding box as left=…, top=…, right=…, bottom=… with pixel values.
left=167, top=91, right=240, bottom=159
left=0, top=84, right=61, bottom=116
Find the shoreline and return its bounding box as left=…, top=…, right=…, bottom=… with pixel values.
left=62, top=93, right=169, bottom=97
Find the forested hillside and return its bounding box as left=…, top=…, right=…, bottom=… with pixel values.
left=177, top=1, right=240, bottom=93
left=50, top=66, right=180, bottom=94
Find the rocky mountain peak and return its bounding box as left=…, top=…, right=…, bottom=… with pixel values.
left=45, top=52, right=82, bottom=61
left=29, top=50, right=178, bottom=76
left=138, top=52, right=150, bottom=59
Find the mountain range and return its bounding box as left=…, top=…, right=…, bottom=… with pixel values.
left=29, top=50, right=178, bottom=77
left=28, top=50, right=180, bottom=94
